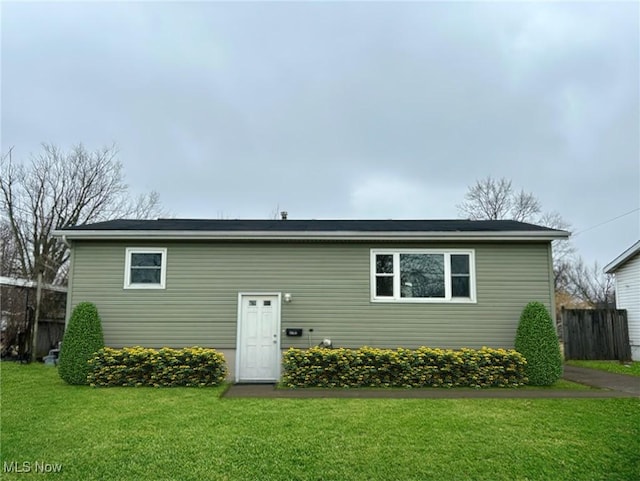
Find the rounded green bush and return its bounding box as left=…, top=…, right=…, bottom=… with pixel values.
left=515, top=301, right=563, bottom=385
left=58, top=302, right=105, bottom=385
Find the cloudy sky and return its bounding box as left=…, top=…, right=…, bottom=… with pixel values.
left=1, top=1, right=638, bottom=266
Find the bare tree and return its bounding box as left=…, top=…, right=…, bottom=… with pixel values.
left=1, top=143, right=166, bottom=360
left=0, top=220, right=20, bottom=277
left=457, top=177, right=541, bottom=222
left=0, top=143, right=164, bottom=284
left=562, top=258, right=615, bottom=308
left=457, top=177, right=574, bottom=289
left=537, top=211, right=575, bottom=290
left=126, top=191, right=164, bottom=220
left=511, top=189, right=542, bottom=223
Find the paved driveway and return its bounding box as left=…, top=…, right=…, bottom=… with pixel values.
left=224, top=366, right=639, bottom=399
left=562, top=365, right=640, bottom=396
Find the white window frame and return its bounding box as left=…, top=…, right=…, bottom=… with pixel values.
left=370, top=249, right=476, bottom=303
left=124, top=247, right=167, bottom=289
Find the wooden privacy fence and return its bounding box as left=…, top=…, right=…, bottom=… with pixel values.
left=562, top=308, right=631, bottom=361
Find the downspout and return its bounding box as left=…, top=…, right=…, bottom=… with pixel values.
left=547, top=241, right=560, bottom=349
left=62, top=236, right=74, bottom=329
left=548, top=242, right=557, bottom=319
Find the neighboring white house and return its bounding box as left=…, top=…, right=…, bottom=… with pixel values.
left=605, top=241, right=640, bottom=361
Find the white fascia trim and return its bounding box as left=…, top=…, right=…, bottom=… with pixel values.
left=604, top=240, right=640, bottom=274
left=53, top=229, right=570, bottom=241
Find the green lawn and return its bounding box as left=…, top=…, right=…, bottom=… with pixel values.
left=567, top=360, right=640, bottom=377
left=1, top=363, right=638, bottom=481
left=524, top=378, right=593, bottom=390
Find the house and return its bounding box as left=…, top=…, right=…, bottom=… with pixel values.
left=604, top=241, right=640, bottom=361
left=54, top=218, right=569, bottom=382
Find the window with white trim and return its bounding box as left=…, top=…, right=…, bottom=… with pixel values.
left=124, top=248, right=167, bottom=289
left=371, top=249, right=475, bottom=302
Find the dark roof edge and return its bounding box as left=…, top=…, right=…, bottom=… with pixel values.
left=53, top=229, right=570, bottom=241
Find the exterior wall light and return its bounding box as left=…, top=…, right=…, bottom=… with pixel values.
left=283, top=293, right=292, bottom=303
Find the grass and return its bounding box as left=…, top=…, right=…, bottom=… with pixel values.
left=567, top=360, right=640, bottom=377
left=1, top=363, right=639, bottom=481
left=521, top=378, right=593, bottom=390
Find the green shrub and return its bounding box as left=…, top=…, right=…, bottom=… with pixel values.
left=515, top=301, right=563, bottom=386
left=282, top=346, right=527, bottom=388
left=87, top=346, right=227, bottom=387
left=58, top=302, right=105, bottom=385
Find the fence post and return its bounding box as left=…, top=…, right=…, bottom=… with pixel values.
left=30, top=271, right=43, bottom=363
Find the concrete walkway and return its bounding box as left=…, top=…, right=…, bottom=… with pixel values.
left=563, top=365, right=640, bottom=396
left=224, top=366, right=640, bottom=399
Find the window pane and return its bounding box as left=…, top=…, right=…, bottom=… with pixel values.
left=131, top=253, right=162, bottom=267
left=376, top=254, right=393, bottom=274
left=249, top=300, right=257, bottom=306
left=376, top=276, right=393, bottom=297
left=452, top=277, right=470, bottom=297
left=264, top=300, right=271, bottom=306
left=130, top=268, right=161, bottom=284
left=400, top=254, right=445, bottom=298
left=451, top=254, right=469, bottom=274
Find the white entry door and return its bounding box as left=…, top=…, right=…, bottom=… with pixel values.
left=236, top=294, right=280, bottom=382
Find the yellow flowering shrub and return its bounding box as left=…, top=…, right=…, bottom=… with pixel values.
left=282, top=346, right=527, bottom=388
left=87, top=346, right=227, bottom=387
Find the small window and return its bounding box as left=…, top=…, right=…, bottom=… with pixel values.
left=124, top=248, right=167, bottom=289
left=451, top=254, right=470, bottom=298
left=249, top=300, right=257, bottom=307
left=375, top=254, right=394, bottom=297
left=264, top=300, right=271, bottom=306
left=371, top=249, right=475, bottom=303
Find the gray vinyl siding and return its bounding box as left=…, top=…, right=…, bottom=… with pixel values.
left=68, top=240, right=554, bottom=350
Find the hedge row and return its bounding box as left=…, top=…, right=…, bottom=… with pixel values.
left=282, top=346, right=527, bottom=388
left=87, top=346, right=227, bottom=387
